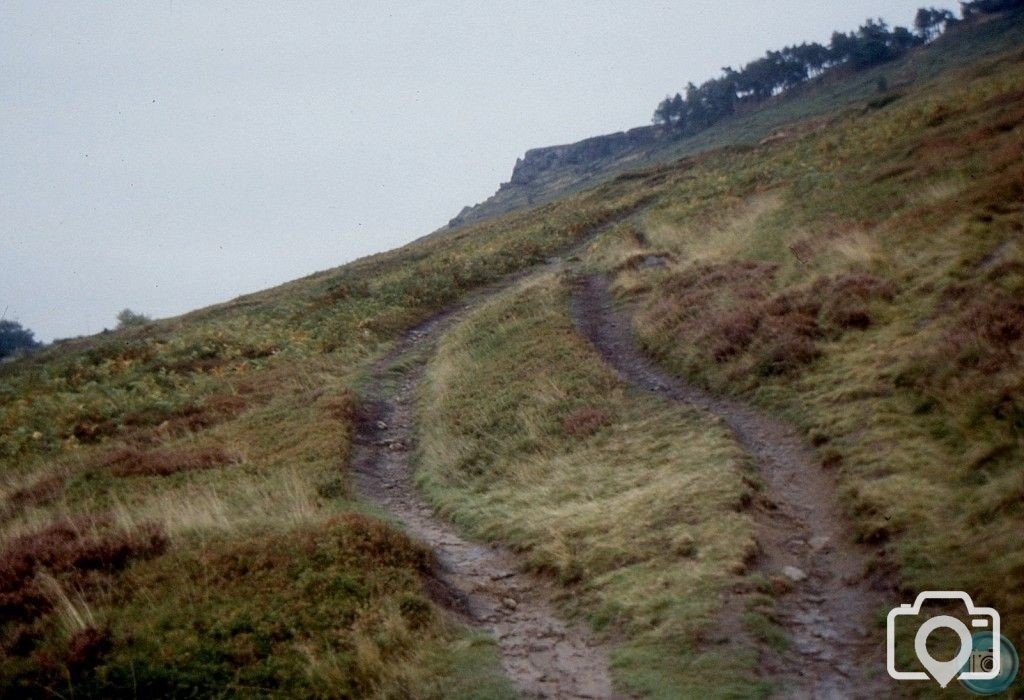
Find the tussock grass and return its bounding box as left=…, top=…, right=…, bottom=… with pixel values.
left=645, top=191, right=785, bottom=266
left=418, top=276, right=767, bottom=697
left=2, top=11, right=1022, bottom=695
left=591, top=34, right=1024, bottom=645
left=0, top=167, right=649, bottom=691
left=1, top=515, right=516, bottom=698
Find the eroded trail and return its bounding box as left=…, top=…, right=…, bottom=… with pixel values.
left=351, top=296, right=622, bottom=699
left=570, top=273, right=894, bottom=699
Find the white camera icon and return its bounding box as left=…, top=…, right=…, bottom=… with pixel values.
left=887, top=591, right=1001, bottom=688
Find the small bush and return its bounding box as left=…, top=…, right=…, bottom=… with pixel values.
left=713, top=308, right=762, bottom=361
left=102, top=445, right=241, bottom=477
left=755, top=331, right=821, bottom=376
left=820, top=273, right=897, bottom=331
left=330, top=513, right=434, bottom=571
left=115, top=309, right=151, bottom=329
left=0, top=516, right=168, bottom=626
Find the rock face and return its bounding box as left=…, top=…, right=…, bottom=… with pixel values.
left=448, top=125, right=672, bottom=229
left=509, top=127, right=660, bottom=186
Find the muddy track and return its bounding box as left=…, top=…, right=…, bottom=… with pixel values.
left=351, top=308, right=621, bottom=699
left=349, top=222, right=642, bottom=698
left=569, top=273, right=895, bottom=699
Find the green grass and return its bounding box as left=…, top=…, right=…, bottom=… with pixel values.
left=2, top=9, right=1024, bottom=697
left=0, top=165, right=651, bottom=694
left=0, top=515, right=517, bottom=699
left=459, top=13, right=1024, bottom=228
left=416, top=275, right=770, bottom=698
left=586, top=27, right=1024, bottom=680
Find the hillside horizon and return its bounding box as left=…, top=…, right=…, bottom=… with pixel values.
left=2, top=1, right=963, bottom=345
left=3, top=2, right=1024, bottom=697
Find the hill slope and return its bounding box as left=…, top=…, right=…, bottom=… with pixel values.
left=2, top=8, right=1024, bottom=698
left=448, top=14, right=1024, bottom=231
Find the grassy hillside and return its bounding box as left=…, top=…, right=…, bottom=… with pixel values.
left=586, top=30, right=1024, bottom=693
left=417, top=276, right=766, bottom=698
left=416, top=15, right=1024, bottom=697
left=0, top=180, right=648, bottom=696
left=450, top=14, right=1024, bottom=230
left=2, top=8, right=1023, bottom=698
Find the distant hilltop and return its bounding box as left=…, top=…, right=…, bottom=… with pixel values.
left=508, top=127, right=661, bottom=187
left=448, top=125, right=668, bottom=229
left=447, top=0, right=1023, bottom=231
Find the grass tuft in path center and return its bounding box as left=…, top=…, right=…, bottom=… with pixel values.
left=417, top=274, right=772, bottom=698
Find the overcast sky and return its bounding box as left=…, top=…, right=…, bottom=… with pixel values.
left=1, top=1, right=958, bottom=341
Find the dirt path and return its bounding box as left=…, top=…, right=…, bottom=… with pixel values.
left=351, top=305, right=621, bottom=699
left=350, top=262, right=630, bottom=698
left=569, top=273, right=894, bottom=699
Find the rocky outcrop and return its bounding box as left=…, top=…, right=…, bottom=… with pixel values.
left=509, top=126, right=660, bottom=186
left=448, top=125, right=672, bottom=229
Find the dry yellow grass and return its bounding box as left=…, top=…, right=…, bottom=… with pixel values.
left=417, top=275, right=767, bottom=697
left=594, top=36, right=1024, bottom=657
left=646, top=191, right=784, bottom=264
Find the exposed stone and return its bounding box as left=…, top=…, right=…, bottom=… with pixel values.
left=447, top=125, right=672, bottom=230
left=783, top=565, right=808, bottom=582
left=809, top=535, right=831, bottom=550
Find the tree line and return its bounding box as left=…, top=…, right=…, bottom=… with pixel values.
left=0, top=320, right=40, bottom=360
left=961, top=0, right=1024, bottom=15
left=0, top=308, right=153, bottom=360
left=651, top=1, right=1019, bottom=134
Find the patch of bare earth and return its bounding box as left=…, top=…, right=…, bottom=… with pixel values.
left=351, top=305, right=623, bottom=699
left=570, top=273, right=895, bottom=699
left=350, top=220, right=643, bottom=699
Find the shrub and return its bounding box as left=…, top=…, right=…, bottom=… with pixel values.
left=711, top=307, right=764, bottom=361
left=0, top=516, right=168, bottom=627
left=330, top=513, right=433, bottom=571
left=754, top=330, right=821, bottom=376
left=820, top=273, right=897, bottom=331
left=0, top=320, right=41, bottom=360
left=102, top=445, right=241, bottom=477
left=115, top=309, right=151, bottom=329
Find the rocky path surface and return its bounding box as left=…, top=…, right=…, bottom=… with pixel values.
left=350, top=275, right=625, bottom=699
left=569, top=273, right=895, bottom=699
left=351, top=305, right=621, bottom=699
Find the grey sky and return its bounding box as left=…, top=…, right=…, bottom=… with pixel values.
left=1, top=1, right=958, bottom=341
